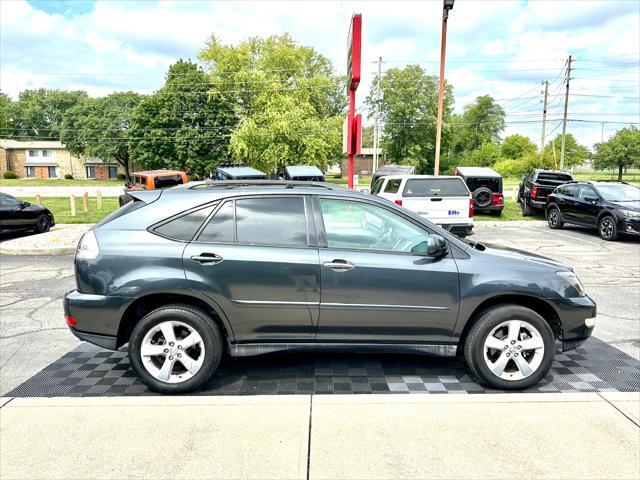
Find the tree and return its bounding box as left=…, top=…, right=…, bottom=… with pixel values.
left=366, top=65, right=454, bottom=174
left=0, top=93, right=13, bottom=136
left=456, top=95, right=505, bottom=153
left=543, top=133, right=588, bottom=168
left=128, top=60, right=236, bottom=177
left=200, top=34, right=346, bottom=173
left=593, top=127, right=640, bottom=180
left=61, top=92, right=142, bottom=178
left=361, top=125, right=374, bottom=149
left=501, top=134, right=537, bottom=160
left=469, top=142, right=501, bottom=167
left=5, top=89, right=88, bottom=140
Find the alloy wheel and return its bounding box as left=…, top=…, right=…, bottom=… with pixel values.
left=483, top=320, right=545, bottom=381
left=140, top=320, right=205, bottom=383
left=600, top=218, right=614, bottom=239
left=548, top=209, right=559, bottom=227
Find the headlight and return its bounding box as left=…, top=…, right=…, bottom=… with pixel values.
left=556, top=271, right=586, bottom=297
left=619, top=209, right=640, bottom=218
left=76, top=230, right=100, bottom=260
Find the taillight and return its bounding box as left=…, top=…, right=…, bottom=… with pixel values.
left=492, top=193, right=503, bottom=206
left=76, top=230, right=99, bottom=260
left=469, top=198, right=474, bottom=218
left=65, top=315, right=77, bottom=327
left=395, top=199, right=403, bottom=206
left=531, top=186, right=538, bottom=198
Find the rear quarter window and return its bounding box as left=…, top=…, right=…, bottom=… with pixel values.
left=403, top=178, right=469, bottom=197
left=153, top=205, right=216, bottom=241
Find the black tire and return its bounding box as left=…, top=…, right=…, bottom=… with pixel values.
left=546, top=206, right=564, bottom=229
left=128, top=304, right=223, bottom=394
left=521, top=198, right=533, bottom=216
left=118, top=194, right=127, bottom=207
left=473, top=187, right=493, bottom=208
left=34, top=214, right=51, bottom=233
left=598, top=215, right=618, bottom=241
left=463, top=305, right=555, bottom=390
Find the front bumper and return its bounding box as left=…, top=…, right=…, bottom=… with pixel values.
left=549, top=295, right=597, bottom=351
left=64, top=289, right=134, bottom=350
left=617, top=217, right=640, bottom=236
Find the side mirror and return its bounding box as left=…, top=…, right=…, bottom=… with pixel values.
left=411, top=234, right=448, bottom=257
left=20, top=201, right=30, bottom=208
left=584, top=196, right=599, bottom=204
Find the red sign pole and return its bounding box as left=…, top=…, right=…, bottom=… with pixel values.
left=347, top=14, right=361, bottom=189
left=348, top=89, right=355, bottom=189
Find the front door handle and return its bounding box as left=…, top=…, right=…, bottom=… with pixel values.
left=191, top=253, right=223, bottom=265
left=323, top=260, right=355, bottom=272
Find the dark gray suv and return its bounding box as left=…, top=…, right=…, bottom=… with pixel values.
left=65, top=181, right=596, bottom=393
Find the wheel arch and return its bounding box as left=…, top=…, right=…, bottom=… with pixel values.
left=457, top=294, right=562, bottom=352
left=116, top=292, right=233, bottom=349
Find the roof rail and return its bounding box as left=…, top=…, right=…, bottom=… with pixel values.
left=186, top=180, right=346, bottom=190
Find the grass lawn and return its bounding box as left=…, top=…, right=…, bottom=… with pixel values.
left=1, top=179, right=124, bottom=187
left=475, top=198, right=545, bottom=222
left=26, top=196, right=119, bottom=224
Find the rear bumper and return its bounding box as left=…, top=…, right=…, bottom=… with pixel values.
left=474, top=205, right=504, bottom=213
left=441, top=223, right=474, bottom=236
left=64, top=289, right=134, bottom=350
left=529, top=199, right=546, bottom=210
left=548, top=295, right=597, bottom=352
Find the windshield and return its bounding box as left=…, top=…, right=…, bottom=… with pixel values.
left=597, top=184, right=640, bottom=201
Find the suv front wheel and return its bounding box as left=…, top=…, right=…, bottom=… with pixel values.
left=129, top=304, right=223, bottom=393
left=464, top=305, right=555, bottom=390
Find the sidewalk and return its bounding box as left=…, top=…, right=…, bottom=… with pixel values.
left=1, top=393, right=638, bottom=480
left=0, top=224, right=91, bottom=255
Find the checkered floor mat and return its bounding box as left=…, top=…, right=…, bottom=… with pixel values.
left=7, top=337, right=640, bottom=397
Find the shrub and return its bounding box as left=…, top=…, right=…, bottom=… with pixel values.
left=3, top=170, right=17, bottom=179
left=116, top=173, right=126, bottom=180
left=492, top=158, right=529, bottom=177
left=64, top=173, right=74, bottom=180
left=188, top=174, right=200, bottom=181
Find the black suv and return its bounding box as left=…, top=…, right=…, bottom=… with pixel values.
left=455, top=167, right=504, bottom=216
left=65, top=181, right=595, bottom=393
left=546, top=181, right=640, bottom=240
left=518, top=170, right=573, bottom=215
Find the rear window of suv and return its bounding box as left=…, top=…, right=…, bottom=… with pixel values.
left=403, top=178, right=469, bottom=197
left=536, top=172, right=573, bottom=184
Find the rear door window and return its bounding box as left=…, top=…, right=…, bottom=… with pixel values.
left=198, top=201, right=235, bottom=243
left=235, top=197, right=308, bottom=247
left=403, top=178, right=469, bottom=197
left=384, top=179, right=402, bottom=194
left=370, top=178, right=383, bottom=195
left=154, top=175, right=184, bottom=189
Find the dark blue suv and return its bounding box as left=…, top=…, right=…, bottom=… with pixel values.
left=65, top=181, right=596, bottom=393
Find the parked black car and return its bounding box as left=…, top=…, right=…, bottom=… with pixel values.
left=0, top=193, right=55, bottom=234
left=546, top=181, right=640, bottom=240
left=455, top=167, right=504, bottom=216
left=518, top=169, right=573, bottom=216
left=65, top=180, right=595, bottom=394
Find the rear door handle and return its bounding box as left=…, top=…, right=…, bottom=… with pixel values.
left=323, top=260, right=355, bottom=271
left=191, top=253, right=223, bottom=265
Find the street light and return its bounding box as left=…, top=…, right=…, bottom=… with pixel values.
left=434, top=0, right=454, bottom=176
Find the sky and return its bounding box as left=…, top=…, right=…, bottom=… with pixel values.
left=1, top=0, right=639, bottom=150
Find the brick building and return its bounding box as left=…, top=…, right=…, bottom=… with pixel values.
left=341, top=147, right=386, bottom=179
left=0, top=139, right=123, bottom=179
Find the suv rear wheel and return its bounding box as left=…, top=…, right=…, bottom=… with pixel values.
left=129, top=304, right=223, bottom=393
left=547, top=206, right=563, bottom=229
left=464, top=305, right=555, bottom=390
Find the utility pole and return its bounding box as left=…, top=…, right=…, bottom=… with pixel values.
left=560, top=55, right=573, bottom=170
left=434, top=0, right=455, bottom=176
left=540, top=80, right=549, bottom=155
left=373, top=56, right=383, bottom=173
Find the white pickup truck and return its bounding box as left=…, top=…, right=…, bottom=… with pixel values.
left=371, top=174, right=474, bottom=236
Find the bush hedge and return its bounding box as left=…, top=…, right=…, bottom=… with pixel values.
left=3, top=170, right=17, bottom=179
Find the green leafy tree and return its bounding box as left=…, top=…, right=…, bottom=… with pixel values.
left=129, top=60, right=236, bottom=177
left=468, top=142, right=501, bottom=167
left=593, top=127, right=640, bottom=180
left=361, top=125, right=374, bottom=149
left=543, top=133, right=589, bottom=168
left=501, top=134, right=537, bottom=160
left=455, top=95, right=505, bottom=153
left=0, top=93, right=14, bottom=136
left=200, top=34, right=346, bottom=172
left=5, top=89, right=88, bottom=140
left=61, top=92, right=142, bottom=177
left=366, top=65, right=454, bottom=174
